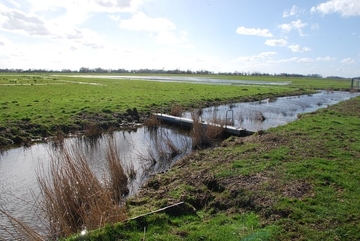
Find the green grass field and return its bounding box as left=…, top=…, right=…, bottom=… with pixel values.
left=1, top=73, right=359, bottom=240
left=2, top=73, right=336, bottom=147
left=66, top=95, right=360, bottom=240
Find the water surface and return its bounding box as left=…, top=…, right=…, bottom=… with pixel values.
left=0, top=90, right=359, bottom=239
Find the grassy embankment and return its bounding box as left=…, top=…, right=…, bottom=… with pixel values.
left=67, top=93, right=360, bottom=240
left=0, top=73, right=335, bottom=147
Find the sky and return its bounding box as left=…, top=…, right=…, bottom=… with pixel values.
left=0, top=0, right=360, bottom=77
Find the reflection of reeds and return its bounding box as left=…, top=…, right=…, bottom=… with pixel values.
left=35, top=141, right=128, bottom=239
left=254, top=111, right=266, bottom=122
left=126, top=162, right=137, bottom=180
left=0, top=208, right=43, bottom=241
left=236, top=110, right=266, bottom=123
left=138, top=128, right=189, bottom=172
left=268, top=96, right=277, bottom=102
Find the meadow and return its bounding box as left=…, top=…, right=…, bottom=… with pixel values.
left=0, top=73, right=358, bottom=240
left=67, top=91, right=360, bottom=241
left=0, top=73, right=330, bottom=147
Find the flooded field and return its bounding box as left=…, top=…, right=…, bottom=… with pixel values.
left=67, top=75, right=291, bottom=86
left=0, top=90, right=359, bottom=239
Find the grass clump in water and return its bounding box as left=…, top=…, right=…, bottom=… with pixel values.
left=35, top=139, right=129, bottom=239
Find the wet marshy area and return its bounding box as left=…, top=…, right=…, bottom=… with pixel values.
left=0, top=90, right=359, bottom=239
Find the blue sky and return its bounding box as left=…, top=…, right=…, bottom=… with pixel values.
left=0, top=0, right=359, bottom=77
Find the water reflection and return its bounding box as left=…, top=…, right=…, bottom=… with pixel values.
left=0, top=126, right=191, bottom=240
left=184, top=91, right=360, bottom=131
left=0, top=91, right=359, bottom=239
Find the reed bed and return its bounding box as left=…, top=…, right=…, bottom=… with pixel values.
left=0, top=139, right=130, bottom=240
left=190, top=112, right=225, bottom=149
left=83, top=123, right=102, bottom=138
left=105, top=139, right=129, bottom=201
left=170, top=105, right=183, bottom=117
left=144, top=115, right=160, bottom=130
left=0, top=208, right=43, bottom=241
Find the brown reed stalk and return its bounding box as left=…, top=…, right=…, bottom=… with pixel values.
left=83, top=123, right=102, bottom=138
left=190, top=112, right=225, bottom=149
left=170, top=105, right=183, bottom=117
left=0, top=208, right=44, bottom=241
left=144, top=115, right=160, bottom=129
left=36, top=142, right=128, bottom=239
left=105, top=139, right=129, bottom=202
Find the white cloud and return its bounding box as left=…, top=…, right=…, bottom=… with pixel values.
left=283, top=5, right=305, bottom=18
left=267, top=57, right=297, bottom=64
left=341, top=58, right=355, bottom=64
left=288, top=44, right=311, bottom=52
left=27, top=0, right=142, bottom=14
left=236, top=26, right=273, bottom=37
left=119, top=12, right=191, bottom=47
left=0, top=36, right=22, bottom=60
left=109, top=14, right=121, bottom=21
left=278, top=19, right=308, bottom=36
left=155, top=31, right=189, bottom=46
left=265, top=39, right=287, bottom=46
left=233, top=52, right=277, bottom=62
left=268, top=56, right=337, bottom=64
left=0, top=4, right=51, bottom=36
left=267, top=57, right=312, bottom=64
left=316, top=56, right=336, bottom=61
left=95, top=0, right=132, bottom=8
left=298, top=58, right=313, bottom=63
left=0, top=3, right=105, bottom=49
left=23, top=0, right=143, bottom=26
left=4, top=0, right=21, bottom=8
left=311, top=0, right=360, bottom=17
left=278, top=19, right=307, bottom=32
left=119, top=12, right=176, bottom=32
left=311, top=23, right=320, bottom=30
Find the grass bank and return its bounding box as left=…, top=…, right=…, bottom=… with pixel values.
left=68, top=96, right=360, bottom=240
left=0, top=73, right=322, bottom=148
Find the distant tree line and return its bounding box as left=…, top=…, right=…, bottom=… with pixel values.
left=0, top=67, right=347, bottom=79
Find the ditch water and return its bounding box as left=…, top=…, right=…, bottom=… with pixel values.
left=0, top=91, right=359, bottom=239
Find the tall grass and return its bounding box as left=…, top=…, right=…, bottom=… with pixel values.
left=105, top=139, right=129, bottom=202
left=170, top=105, right=183, bottom=117
left=83, top=123, right=102, bottom=138
left=190, top=112, right=225, bottom=149
left=0, top=208, right=43, bottom=241
left=35, top=140, right=128, bottom=239
left=144, top=115, right=160, bottom=130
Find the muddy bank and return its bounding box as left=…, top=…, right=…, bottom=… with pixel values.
left=0, top=89, right=314, bottom=149
left=125, top=96, right=360, bottom=240
left=130, top=134, right=313, bottom=219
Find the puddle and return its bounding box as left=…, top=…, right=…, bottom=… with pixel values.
left=62, top=75, right=290, bottom=86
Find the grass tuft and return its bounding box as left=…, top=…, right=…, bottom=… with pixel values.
left=35, top=140, right=128, bottom=239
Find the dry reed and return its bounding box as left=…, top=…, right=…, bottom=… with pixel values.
left=190, top=112, right=225, bottom=149
left=170, top=105, right=183, bottom=117
left=83, top=123, right=102, bottom=138
left=35, top=141, right=128, bottom=239
left=0, top=208, right=44, bottom=241
left=105, top=139, right=129, bottom=201
left=144, top=115, right=160, bottom=130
